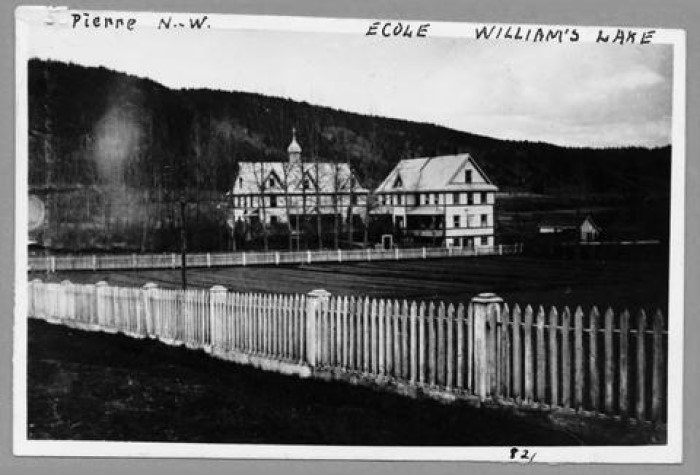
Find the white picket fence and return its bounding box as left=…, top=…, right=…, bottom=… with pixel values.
left=27, top=279, right=666, bottom=424
left=28, top=244, right=523, bottom=273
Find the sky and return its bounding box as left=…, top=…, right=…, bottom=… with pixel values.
left=23, top=12, right=675, bottom=148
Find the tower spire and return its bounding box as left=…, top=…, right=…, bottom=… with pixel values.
left=287, top=127, right=301, bottom=164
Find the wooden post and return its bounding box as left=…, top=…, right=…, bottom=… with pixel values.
left=308, top=250, right=312, bottom=264
left=471, top=293, right=503, bottom=401
left=422, top=247, right=427, bottom=259
left=338, top=248, right=342, bottom=263
left=306, top=289, right=330, bottom=366
left=92, top=255, right=97, bottom=271
left=242, top=252, right=247, bottom=266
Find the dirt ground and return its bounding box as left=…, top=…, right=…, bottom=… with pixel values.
left=26, top=319, right=611, bottom=446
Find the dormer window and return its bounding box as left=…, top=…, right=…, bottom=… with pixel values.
left=269, top=177, right=275, bottom=188
left=465, top=170, right=472, bottom=183
left=393, top=175, right=403, bottom=188
left=238, top=177, right=243, bottom=187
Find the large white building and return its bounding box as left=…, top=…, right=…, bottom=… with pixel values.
left=373, top=154, right=498, bottom=248
left=227, top=130, right=369, bottom=233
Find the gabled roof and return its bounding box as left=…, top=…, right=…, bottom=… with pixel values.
left=231, top=161, right=369, bottom=195
left=375, top=153, right=498, bottom=193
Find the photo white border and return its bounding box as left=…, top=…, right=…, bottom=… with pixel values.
left=12, top=6, right=686, bottom=463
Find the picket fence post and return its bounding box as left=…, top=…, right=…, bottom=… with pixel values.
left=210, top=285, right=227, bottom=351
left=470, top=293, right=503, bottom=401
left=95, top=281, right=109, bottom=327
left=306, top=289, right=330, bottom=367
left=142, top=282, right=158, bottom=337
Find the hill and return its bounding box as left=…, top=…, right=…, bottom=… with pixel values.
left=27, top=59, right=671, bottom=251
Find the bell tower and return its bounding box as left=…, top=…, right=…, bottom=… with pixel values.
left=287, top=128, right=301, bottom=165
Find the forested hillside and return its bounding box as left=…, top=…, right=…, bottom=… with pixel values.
left=27, top=59, right=672, bottom=252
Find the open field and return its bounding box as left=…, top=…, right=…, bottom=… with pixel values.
left=33, top=256, right=669, bottom=313
left=29, top=318, right=665, bottom=445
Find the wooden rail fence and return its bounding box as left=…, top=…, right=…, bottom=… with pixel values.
left=28, top=244, right=523, bottom=273
left=27, top=279, right=666, bottom=424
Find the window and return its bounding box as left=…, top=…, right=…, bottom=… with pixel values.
left=270, top=195, right=277, bottom=208
left=453, top=192, right=460, bottom=205
left=465, top=170, right=472, bottom=183
left=480, top=236, right=488, bottom=246
left=238, top=177, right=243, bottom=187
left=270, top=216, right=278, bottom=225
left=453, top=215, right=460, bottom=228
left=393, top=175, right=403, bottom=188
left=481, top=214, right=488, bottom=227
left=398, top=194, right=403, bottom=205
left=431, top=193, right=436, bottom=205
left=351, top=194, right=358, bottom=206
left=467, top=193, right=474, bottom=205
left=422, top=194, right=428, bottom=205
left=268, top=177, right=275, bottom=188
left=481, top=192, right=488, bottom=204
left=302, top=178, right=310, bottom=190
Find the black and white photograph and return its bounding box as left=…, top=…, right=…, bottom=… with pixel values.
left=14, top=6, right=685, bottom=462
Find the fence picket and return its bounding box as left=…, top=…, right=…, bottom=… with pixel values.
left=574, top=306, right=585, bottom=410
left=456, top=303, right=465, bottom=390
left=548, top=307, right=559, bottom=407
left=446, top=303, right=455, bottom=390
left=604, top=307, right=614, bottom=414
left=636, top=310, right=647, bottom=421
left=501, top=304, right=511, bottom=399
left=536, top=306, right=546, bottom=403
left=561, top=307, right=571, bottom=409
left=428, top=302, right=437, bottom=387
left=512, top=304, right=522, bottom=401
left=400, top=300, right=408, bottom=380
left=652, top=309, right=665, bottom=422
left=437, top=302, right=446, bottom=387
left=619, top=309, right=630, bottom=418
left=418, top=302, right=426, bottom=385
left=589, top=307, right=600, bottom=412
left=523, top=305, right=534, bottom=403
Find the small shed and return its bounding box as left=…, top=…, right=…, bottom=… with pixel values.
left=537, top=215, right=601, bottom=242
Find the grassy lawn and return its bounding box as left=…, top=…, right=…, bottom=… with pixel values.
left=29, top=318, right=651, bottom=445
left=33, top=255, right=668, bottom=313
